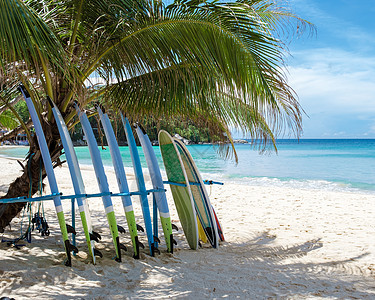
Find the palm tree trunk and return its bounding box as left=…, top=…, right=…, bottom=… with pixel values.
left=0, top=119, right=62, bottom=233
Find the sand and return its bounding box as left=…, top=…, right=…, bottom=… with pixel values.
left=0, top=155, right=374, bottom=299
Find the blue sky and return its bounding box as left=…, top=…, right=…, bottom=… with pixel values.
left=286, top=0, right=375, bottom=138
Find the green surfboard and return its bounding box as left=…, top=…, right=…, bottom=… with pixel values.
left=158, top=130, right=198, bottom=250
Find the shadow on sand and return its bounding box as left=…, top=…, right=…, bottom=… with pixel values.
left=0, top=229, right=374, bottom=299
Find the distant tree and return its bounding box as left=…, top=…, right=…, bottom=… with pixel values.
left=14, top=101, right=29, bottom=124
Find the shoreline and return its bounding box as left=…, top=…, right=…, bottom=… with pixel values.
left=0, top=155, right=374, bottom=298
left=1, top=145, right=375, bottom=196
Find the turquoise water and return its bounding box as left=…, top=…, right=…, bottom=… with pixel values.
left=2, top=139, right=375, bottom=193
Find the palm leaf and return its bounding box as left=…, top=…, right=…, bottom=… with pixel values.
left=0, top=110, right=19, bottom=130
left=0, top=0, right=68, bottom=76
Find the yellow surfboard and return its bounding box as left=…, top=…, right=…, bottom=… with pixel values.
left=197, top=216, right=208, bottom=244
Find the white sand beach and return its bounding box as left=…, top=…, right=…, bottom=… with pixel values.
left=0, top=155, right=374, bottom=299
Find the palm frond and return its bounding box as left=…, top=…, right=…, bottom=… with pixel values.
left=0, top=110, right=19, bottom=130
left=82, top=0, right=307, bottom=145
left=0, top=0, right=68, bottom=76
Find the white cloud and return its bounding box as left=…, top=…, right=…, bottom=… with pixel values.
left=282, top=47, right=375, bottom=138
left=288, top=48, right=375, bottom=116
left=234, top=47, right=375, bottom=139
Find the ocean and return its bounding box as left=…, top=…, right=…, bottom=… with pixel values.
left=1, top=139, right=374, bottom=194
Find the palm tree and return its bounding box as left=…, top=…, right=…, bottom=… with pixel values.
left=0, top=0, right=312, bottom=232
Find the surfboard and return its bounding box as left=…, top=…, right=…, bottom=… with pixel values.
left=211, top=205, right=225, bottom=242
left=173, top=138, right=219, bottom=248
left=97, top=106, right=141, bottom=259
left=158, top=130, right=198, bottom=250
left=48, top=97, right=102, bottom=264
left=135, top=124, right=175, bottom=253
left=197, top=217, right=208, bottom=244
left=121, top=115, right=156, bottom=256
left=19, top=85, right=77, bottom=266
left=75, top=103, right=123, bottom=262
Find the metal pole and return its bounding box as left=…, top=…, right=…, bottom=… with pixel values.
left=71, top=197, right=76, bottom=255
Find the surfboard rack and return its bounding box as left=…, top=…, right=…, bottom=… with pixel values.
left=203, top=180, right=224, bottom=186
left=0, top=187, right=167, bottom=204
left=163, top=180, right=224, bottom=187
left=0, top=193, right=62, bottom=204
left=0, top=188, right=167, bottom=250
left=0, top=182, right=221, bottom=251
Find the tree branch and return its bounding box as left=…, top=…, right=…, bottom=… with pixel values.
left=0, top=95, right=22, bottom=114
left=0, top=119, right=33, bottom=142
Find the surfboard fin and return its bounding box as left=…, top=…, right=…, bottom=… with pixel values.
left=92, top=231, right=102, bottom=241
left=117, top=225, right=126, bottom=234
left=171, top=224, right=179, bottom=231
left=151, top=243, right=160, bottom=256
left=115, top=237, right=122, bottom=263
left=153, top=235, right=161, bottom=244
left=68, top=242, right=79, bottom=254
left=64, top=240, right=73, bottom=267
left=138, top=241, right=145, bottom=249
left=119, top=243, right=127, bottom=252
left=93, top=248, right=103, bottom=258
left=133, top=236, right=140, bottom=259
left=66, top=224, right=76, bottom=235
left=136, top=224, right=144, bottom=232
left=90, top=233, right=100, bottom=243
left=64, top=240, right=78, bottom=267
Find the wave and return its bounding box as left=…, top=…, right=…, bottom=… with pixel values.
left=199, top=172, right=375, bottom=195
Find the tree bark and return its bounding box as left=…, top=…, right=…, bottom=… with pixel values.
left=0, top=118, right=62, bottom=233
